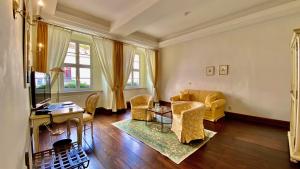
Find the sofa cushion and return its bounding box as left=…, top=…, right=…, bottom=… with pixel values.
left=180, top=91, right=190, bottom=101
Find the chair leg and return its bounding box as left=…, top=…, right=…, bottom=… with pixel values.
left=91, top=121, right=94, bottom=138
left=67, top=120, right=71, bottom=138
left=84, top=124, right=86, bottom=135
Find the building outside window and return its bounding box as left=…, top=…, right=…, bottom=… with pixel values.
left=63, top=41, right=92, bottom=90
left=127, top=54, right=140, bottom=87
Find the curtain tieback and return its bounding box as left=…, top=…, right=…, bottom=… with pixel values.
left=112, top=86, right=118, bottom=91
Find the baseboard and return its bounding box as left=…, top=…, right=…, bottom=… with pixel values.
left=95, top=107, right=127, bottom=114
left=158, top=100, right=289, bottom=129
left=225, top=111, right=289, bottom=129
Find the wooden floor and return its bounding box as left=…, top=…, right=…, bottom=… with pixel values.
left=39, top=110, right=300, bottom=169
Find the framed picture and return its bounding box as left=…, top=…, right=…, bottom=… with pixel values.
left=206, top=66, right=215, bottom=76
left=219, top=65, right=229, bottom=75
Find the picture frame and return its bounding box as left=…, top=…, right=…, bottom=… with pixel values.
left=219, top=65, right=229, bottom=75
left=206, top=66, right=215, bottom=76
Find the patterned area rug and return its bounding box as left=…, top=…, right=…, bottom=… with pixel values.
left=112, top=118, right=216, bottom=164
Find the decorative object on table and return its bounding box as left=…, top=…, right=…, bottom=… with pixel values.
left=154, top=102, right=160, bottom=111
left=67, top=93, right=100, bottom=138
left=32, top=142, right=89, bottom=169
left=219, top=65, right=229, bottom=75
left=170, top=89, right=226, bottom=122
left=171, top=102, right=205, bottom=143
left=112, top=119, right=216, bottom=164
left=206, top=66, right=215, bottom=76
left=50, top=67, right=64, bottom=102
left=130, top=95, right=154, bottom=121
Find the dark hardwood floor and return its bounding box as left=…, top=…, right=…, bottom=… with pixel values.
left=39, top=110, right=300, bottom=169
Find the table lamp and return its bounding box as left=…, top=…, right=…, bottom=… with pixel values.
left=50, top=67, right=64, bottom=103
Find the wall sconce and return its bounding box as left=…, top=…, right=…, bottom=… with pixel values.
left=38, top=43, right=44, bottom=52
left=13, top=0, right=44, bottom=24
left=12, top=0, right=21, bottom=19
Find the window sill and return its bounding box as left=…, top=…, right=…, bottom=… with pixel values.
left=124, top=87, right=147, bottom=91
left=53, top=90, right=103, bottom=95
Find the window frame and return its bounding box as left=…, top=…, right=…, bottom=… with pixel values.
left=126, top=54, right=141, bottom=88
left=63, top=40, right=93, bottom=92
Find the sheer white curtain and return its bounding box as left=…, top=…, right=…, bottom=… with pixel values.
left=47, top=25, right=72, bottom=92
left=145, top=49, right=158, bottom=101
left=123, top=44, right=136, bottom=108
left=92, top=37, right=116, bottom=111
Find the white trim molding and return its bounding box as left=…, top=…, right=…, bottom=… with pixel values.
left=159, top=0, right=300, bottom=48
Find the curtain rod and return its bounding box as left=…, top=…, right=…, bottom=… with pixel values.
left=40, top=21, right=156, bottom=50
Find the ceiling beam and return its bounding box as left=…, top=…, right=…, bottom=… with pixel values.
left=159, top=0, right=300, bottom=48
left=42, top=11, right=159, bottom=49
left=109, top=0, right=159, bottom=36
left=110, top=0, right=196, bottom=36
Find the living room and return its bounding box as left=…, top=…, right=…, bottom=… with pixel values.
left=1, top=0, right=300, bottom=169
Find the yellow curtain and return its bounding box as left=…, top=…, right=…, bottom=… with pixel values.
left=36, top=21, right=48, bottom=72
left=113, top=41, right=126, bottom=110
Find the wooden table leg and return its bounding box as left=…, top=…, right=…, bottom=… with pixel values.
left=77, top=117, right=83, bottom=146
left=33, top=126, right=40, bottom=153
left=145, top=109, right=148, bottom=125
left=67, top=120, right=71, bottom=138
left=161, top=114, right=163, bottom=132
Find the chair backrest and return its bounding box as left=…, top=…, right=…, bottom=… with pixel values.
left=182, top=89, right=225, bottom=102
left=85, top=93, right=100, bottom=117
left=130, top=95, right=153, bottom=106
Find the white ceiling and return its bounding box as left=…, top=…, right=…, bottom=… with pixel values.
left=140, top=0, right=291, bottom=40
left=42, top=0, right=300, bottom=48
left=57, top=0, right=141, bottom=22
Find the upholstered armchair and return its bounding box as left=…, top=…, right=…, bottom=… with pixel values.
left=130, top=95, right=153, bottom=121
left=171, top=102, right=205, bottom=143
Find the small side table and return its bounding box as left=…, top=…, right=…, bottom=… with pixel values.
left=146, top=106, right=172, bottom=132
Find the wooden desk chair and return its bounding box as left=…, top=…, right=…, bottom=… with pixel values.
left=67, top=93, right=100, bottom=138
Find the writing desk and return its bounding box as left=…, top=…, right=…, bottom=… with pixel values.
left=30, top=103, right=84, bottom=152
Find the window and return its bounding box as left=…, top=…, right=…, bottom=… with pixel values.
left=63, top=41, right=91, bottom=90
left=127, top=54, right=140, bottom=87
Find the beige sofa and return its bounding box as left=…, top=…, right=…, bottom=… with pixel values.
left=170, top=89, right=226, bottom=122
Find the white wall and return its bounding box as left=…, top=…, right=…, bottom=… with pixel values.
left=0, top=0, right=31, bottom=168
left=159, top=13, right=300, bottom=121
